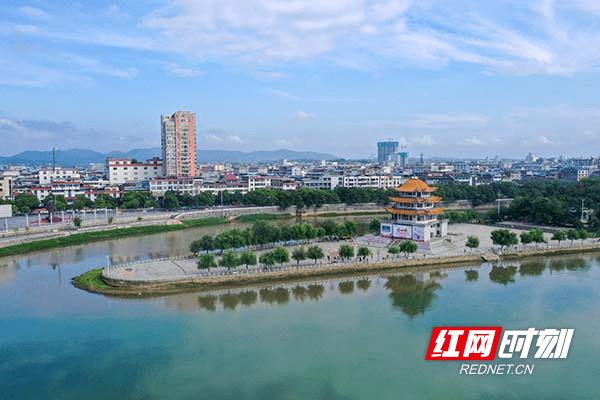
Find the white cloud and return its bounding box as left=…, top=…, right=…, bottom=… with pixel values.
left=167, top=64, right=205, bottom=77
left=19, top=6, right=48, bottom=19
left=536, top=135, right=554, bottom=145
left=413, top=135, right=436, bottom=146
left=255, top=71, right=288, bottom=80
left=409, top=114, right=488, bottom=129
left=295, top=111, right=315, bottom=120
left=462, top=136, right=485, bottom=145
left=9, top=0, right=600, bottom=75
left=266, top=88, right=301, bottom=99
left=206, top=133, right=243, bottom=143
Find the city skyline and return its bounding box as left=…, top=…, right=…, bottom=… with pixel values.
left=2, top=1, right=600, bottom=159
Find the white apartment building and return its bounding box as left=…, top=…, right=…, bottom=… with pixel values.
left=39, top=168, right=81, bottom=185
left=303, top=174, right=342, bottom=190
left=342, top=174, right=406, bottom=189
left=107, top=158, right=162, bottom=185
left=149, top=178, right=249, bottom=196
left=0, top=174, right=12, bottom=200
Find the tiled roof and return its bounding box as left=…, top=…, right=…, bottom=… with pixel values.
left=385, top=207, right=445, bottom=215
left=388, top=196, right=441, bottom=203
left=393, top=178, right=437, bottom=192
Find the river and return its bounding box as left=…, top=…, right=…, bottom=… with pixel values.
left=1, top=222, right=599, bottom=399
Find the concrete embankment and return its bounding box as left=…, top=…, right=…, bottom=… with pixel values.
left=98, top=254, right=480, bottom=295
left=83, top=242, right=600, bottom=297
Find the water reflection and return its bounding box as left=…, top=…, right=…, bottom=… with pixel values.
left=356, top=279, right=371, bottom=292
left=489, top=266, right=517, bottom=285
left=519, top=259, right=546, bottom=277
left=239, top=290, right=258, bottom=306
left=260, top=287, right=290, bottom=305
left=198, top=294, right=217, bottom=312
left=338, top=281, right=354, bottom=295
left=292, top=285, right=308, bottom=302
left=384, top=275, right=442, bottom=318
left=465, top=270, right=478, bottom=282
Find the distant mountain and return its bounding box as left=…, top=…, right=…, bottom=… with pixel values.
left=0, top=148, right=338, bottom=167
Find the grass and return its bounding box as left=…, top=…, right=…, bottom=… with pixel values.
left=317, top=211, right=387, bottom=217
left=72, top=268, right=111, bottom=290
left=235, top=214, right=292, bottom=223
left=0, top=217, right=227, bottom=258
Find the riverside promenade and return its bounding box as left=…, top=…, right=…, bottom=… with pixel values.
left=100, top=224, right=600, bottom=293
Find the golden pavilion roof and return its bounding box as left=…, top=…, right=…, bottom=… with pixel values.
left=388, top=196, right=441, bottom=203
left=393, top=178, right=437, bottom=193
left=385, top=207, right=445, bottom=216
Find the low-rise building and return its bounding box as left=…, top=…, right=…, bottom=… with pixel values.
left=107, top=158, right=162, bottom=185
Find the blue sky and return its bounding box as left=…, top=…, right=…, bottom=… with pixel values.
left=1, top=0, right=600, bottom=159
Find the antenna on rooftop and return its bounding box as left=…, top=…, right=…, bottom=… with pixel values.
left=52, top=147, right=56, bottom=172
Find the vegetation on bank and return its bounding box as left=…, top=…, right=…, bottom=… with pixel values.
left=234, top=214, right=291, bottom=223
left=489, top=227, right=595, bottom=251
left=72, top=268, right=111, bottom=291
left=0, top=217, right=227, bottom=258
left=189, top=220, right=359, bottom=254
left=7, top=186, right=394, bottom=214
left=436, top=178, right=600, bottom=231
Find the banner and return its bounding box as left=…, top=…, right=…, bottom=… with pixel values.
left=393, top=224, right=412, bottom=239
left=380, top=223, right=392, bottom=237
left=412, top=226, right=425, bottom=241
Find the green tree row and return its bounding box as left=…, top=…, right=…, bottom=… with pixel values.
left=190, top=220, right=358, bottom=253
left=436, top=178, right=600, bottom=231
left=10, top=186, right=396, bottom=214
left=490, top=228, right=593, bottom=249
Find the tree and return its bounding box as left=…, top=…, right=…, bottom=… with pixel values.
left=357, top=246, right=371, bottom=260
left=578, top=229, right=590, bottom=245
left=219, top=251, right=239, bottom=270
left=529, top=228, right=546, bottom=248
left=399, top=240, right=418, bottom=257
left=239, top=251, right=257, bottom=269
left=387, top=246, right=400, bottom=257
left=14, top=193, right=40, bottom=213
left=520, top=232, right=532, bottom=246
left=72, top=195, right=90, bottom=210
left=552, top=230, right=566, bottom=246
left=566, top=229, right=579, bottom=245
left=322, top=220, right=338, bottom=236
left=190, top=240, right=203, bottom=254
left=344, top=221, right=357, bottom=236
left=491, top=229, right=518, bottom=250
left=339, top=244, right=354, bottom=260
left=306, top=245, right=324, bottom=264
left=162, top=191, right=180, bottom=210
left=199, top=235, right=214, bottom=251
left=271, top=246, right=289, bottom=266
left=292, top=247, right=306, bottom=266
left=465, top=236, right=479, bottom=252
left=369, top=218, right=381, bottom=233
left=73, top=216, right=81, bottom=228
left=197, top=253, right=216, bottom=272
left=259, top=251, right=275, bottom=267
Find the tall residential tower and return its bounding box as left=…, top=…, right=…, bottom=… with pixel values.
left=161, top=111, right=196, bottom=177
left=377, top=140, right=399, bottom=165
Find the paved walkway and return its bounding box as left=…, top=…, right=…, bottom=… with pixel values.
left=102, top=223, right=598, bottom=283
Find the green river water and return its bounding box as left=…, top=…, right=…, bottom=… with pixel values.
left=1, top=225, right=599, bottom=399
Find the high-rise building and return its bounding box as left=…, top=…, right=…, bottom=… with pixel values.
left=377, top=140, right=399, bottom=165
left=161, top=111, right=196, bottom=177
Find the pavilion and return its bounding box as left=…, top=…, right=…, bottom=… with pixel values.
left=380, top=177, right=448, bottom=242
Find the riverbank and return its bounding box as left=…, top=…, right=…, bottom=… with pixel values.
left=0, top=217, right=227, bottom=258
left=73, top=242, right=600, bottom=297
